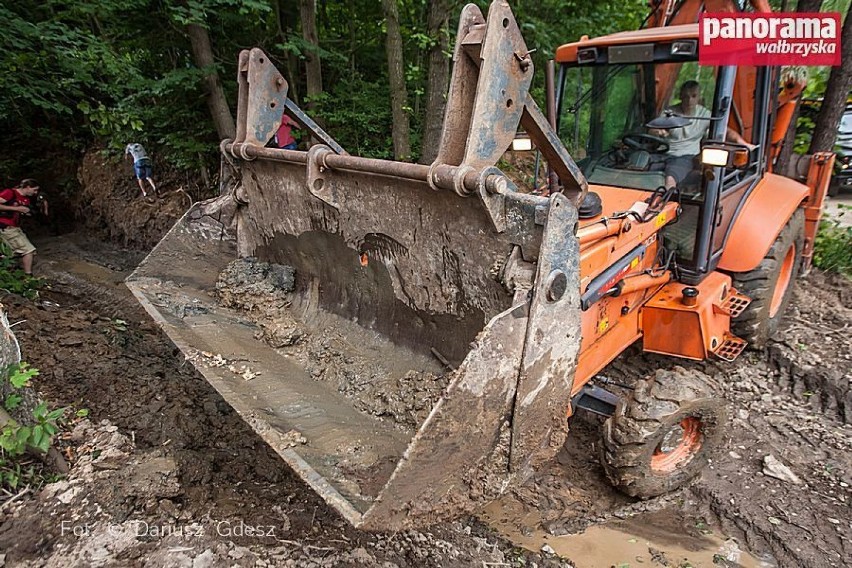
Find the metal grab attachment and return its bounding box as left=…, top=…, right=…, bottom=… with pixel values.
left=430, top=0, right=588, bottom=206
left=234, top=47, right=346, bottom=155
left=222, top=139, right=544, bottom=233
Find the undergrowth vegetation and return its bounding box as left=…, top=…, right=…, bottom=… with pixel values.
left=0, top=363, right=67, bottom=493
left=0, top=243, right=45, bottom=300
left=813, top=205, right=852, bottom=277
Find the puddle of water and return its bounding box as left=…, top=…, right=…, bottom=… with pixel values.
left=481, top=496, right=775, bottom=568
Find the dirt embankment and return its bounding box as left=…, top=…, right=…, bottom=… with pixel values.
left=73, top=151, right=200, bottom=250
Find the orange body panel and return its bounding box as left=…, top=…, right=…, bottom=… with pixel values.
left=555, top=25, right=698, bottom=62
left=574, top=306, right=642, bottom=396
left=573, top=187, right=680, bottom=389
left=641, top=272, right=736, bottom=360
left=717, top=174, right=809, bottom=273
left=579, top=238, right=617, bottom=292
left=800, top=152, right=835, bottom=267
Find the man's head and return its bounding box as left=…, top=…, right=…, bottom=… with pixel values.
left=17, top=179, right=40, bottom=197
left=679, top=81, right=701, bottom=115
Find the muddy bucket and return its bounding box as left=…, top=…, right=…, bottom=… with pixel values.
left=128, top=0, right=586, bottom=529
left=127, top=149, right=582, bottom=530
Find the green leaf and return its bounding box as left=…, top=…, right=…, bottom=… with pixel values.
left=31, top=425, right=44, bottom=448
left=16, top=426, right=31, bottom=445
left=8, top=363, right=39, bottom=388
left=4, top=394, right=22, bottom=410
left=34, top=435, right=50, bottom=453
left=76, top=408, right=90, bottom=418
left=33, top=401, right=47, bottom=420
left=46, top=407, right=66, bottom=421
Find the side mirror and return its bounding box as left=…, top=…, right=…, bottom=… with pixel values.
left=646, top=114, right=691, bottom=130
left=701, top=141, right=751, bottom=169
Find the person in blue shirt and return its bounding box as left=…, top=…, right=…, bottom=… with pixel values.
left=125, top=143, right=159, bottom=199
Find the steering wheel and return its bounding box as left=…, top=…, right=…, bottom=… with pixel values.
left=622, top=133, right=669, bottom=154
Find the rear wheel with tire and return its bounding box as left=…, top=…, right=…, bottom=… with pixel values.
left=601, top=367, right=727, bottom=499
left=729, top=209, right=804, bottom=349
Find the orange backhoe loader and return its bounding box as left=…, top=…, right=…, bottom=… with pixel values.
left=127, top=0, right=833, bottom=530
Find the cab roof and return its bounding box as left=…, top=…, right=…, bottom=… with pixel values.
left=555, top=23, right=699, bottom=63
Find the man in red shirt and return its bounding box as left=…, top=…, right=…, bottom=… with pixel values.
left=0, top=179, right=41, bottom=275
left=275, top=115, right=300, bottom=150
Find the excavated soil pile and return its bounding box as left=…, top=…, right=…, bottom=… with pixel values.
left=214, top=257, right=449, bottom=430
left=74, top=151, right=199, bottom=250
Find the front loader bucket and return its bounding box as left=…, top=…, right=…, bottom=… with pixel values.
left=128, top=1, right=585, bottom=531
left=128, top=159, right=581, bottom=530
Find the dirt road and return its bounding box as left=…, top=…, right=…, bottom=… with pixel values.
left=0, top=232, right=849, bottom=567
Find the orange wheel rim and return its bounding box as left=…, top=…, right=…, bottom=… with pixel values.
left=650, top=417, right=703, bottom=474
left=769, top=244, right=796, bottom=318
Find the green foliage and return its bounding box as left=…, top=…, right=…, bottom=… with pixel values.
left=813, top=206, right=852, bottom=277
left=793, top=67, right=831, bottom=153
left=310, top=80, right=395, bottom=159
left=7, top=363, right=38, bottom=389
left=1, top=362, right=66, bottom=490
left=0, top=243, right=44, bottom=300
left=0, top=0, right=653, bottom=183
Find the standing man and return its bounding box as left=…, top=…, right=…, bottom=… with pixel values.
left=0, top=179, right=41, bottom=276
left=125, top=142, right=159, bottom=198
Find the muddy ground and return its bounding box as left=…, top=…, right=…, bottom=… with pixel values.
left=0, top=235, right=573, bottom=567
left=0, top=216, right=849, bottom=565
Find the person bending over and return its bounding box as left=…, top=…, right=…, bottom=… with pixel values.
left=0, top=179, right=41, bottom=275
left=125, top=142, right=159, bottom=199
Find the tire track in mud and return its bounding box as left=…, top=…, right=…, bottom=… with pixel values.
left=764, top=271, right=851, bottom=425
left=42, top=270, right=150, bottom=322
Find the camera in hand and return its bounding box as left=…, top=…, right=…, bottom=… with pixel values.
left=28, top=194, right=46, bottom=216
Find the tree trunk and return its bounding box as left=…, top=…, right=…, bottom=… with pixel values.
left=774, top=0, right=824, bottom=173
left=275, top=0, right=300, bottom=104
left=808, top=10, right=852, bottom=154
left=300, top=0, right=323, bottom=108
left=186, top=23, right=235, bottom=140
left=419, top=0, right=450, bottom=164
left=382, top=0, right=411, bottom=160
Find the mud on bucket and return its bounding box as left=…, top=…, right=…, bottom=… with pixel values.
left=127, top=156, right=581, bottom=530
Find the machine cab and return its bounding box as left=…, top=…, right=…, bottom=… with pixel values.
left=555, top=24, right=777, bottom=284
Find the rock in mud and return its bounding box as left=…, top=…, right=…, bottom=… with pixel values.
left=762, top=455, right=802, bottom=484
left=215, top=257, right=295, bottom=312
